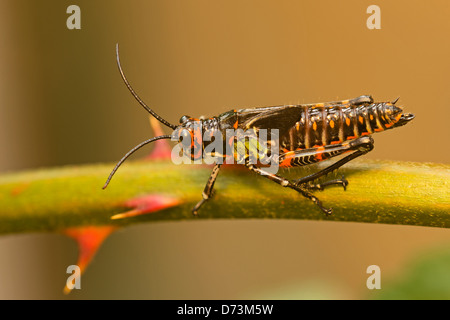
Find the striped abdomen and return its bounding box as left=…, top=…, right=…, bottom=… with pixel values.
left=281, top=102, right=401, bottom=151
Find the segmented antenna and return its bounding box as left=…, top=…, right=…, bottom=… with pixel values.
left=103, top=135, right=172, bottom=189
left=115, top=43, right=177, bottom=129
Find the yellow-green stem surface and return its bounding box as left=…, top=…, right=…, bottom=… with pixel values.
left=0, top=159, right=448, bottom=234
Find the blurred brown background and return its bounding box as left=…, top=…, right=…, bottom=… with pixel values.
left=0, top=0, right=449, bottom=299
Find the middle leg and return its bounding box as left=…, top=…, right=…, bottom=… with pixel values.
left=246, top=163, right=333, bottom=215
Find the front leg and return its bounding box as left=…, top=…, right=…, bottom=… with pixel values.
left=192, top=164, right=221, bottom=215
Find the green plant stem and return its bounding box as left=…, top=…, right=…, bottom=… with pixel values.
left=0, top=159, right=448, bottom=234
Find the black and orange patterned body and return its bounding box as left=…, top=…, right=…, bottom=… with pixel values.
left=175, top=95, right=414, bottom=214
left=106, top=46, right=415, bottom=216
left=178, top=95, right=414, bottom=169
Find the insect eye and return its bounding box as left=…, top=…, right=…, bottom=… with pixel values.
left=179, top=115, right=191, bottom=124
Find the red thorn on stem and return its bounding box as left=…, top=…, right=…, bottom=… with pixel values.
left=63, top=225, right=117, bottom=294
left=111, top=194, right=181, bottom=220
left=146, top=117, right=173, bottom=160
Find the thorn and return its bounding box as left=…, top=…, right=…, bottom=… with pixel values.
left=63, top=225, right=117, bottom=294
left=111, top=194, right=181, bottom=220
left=145, top=117, right=173, bottom=160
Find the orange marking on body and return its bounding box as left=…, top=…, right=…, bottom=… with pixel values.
left=312, top=121, right=317, bottom=131
left=233, top=120, right=238, bottom=129
left=280, top=151, right=294, bottom=167
left=330, top=120, right=335, bottom=128
left=370, top=114, right=374, bottom=120
left=385, top=123, right=394, bottom=128
left=345, top=117, right=351, bottom=126
left=361, top=132, right=371, bottom=136
left=190, top=132, right=195, bottom=148
left=227, top=136, right=235, bottom=159
left=315, top=146, right=325, bottom=161
left=346, top=135, right=357, bottom=140
left=374, top=127, right=384, bottom=132
left=359, top=116, right=364, bottom=124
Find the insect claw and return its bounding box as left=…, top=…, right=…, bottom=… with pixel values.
left=340, top=175, right=349, bottom=191
left=191, top=206, right=200, bottom=216
left=320, top=206, right=333, bottom=216
left=305, top=175, right=348, bottom=191
left=192, top=199, right=206, bottom=216
left=309, top=194, right=333, bottom=215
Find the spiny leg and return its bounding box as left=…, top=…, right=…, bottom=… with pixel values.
left=247, top=137, right=374, bottom=214
left=192, top=164, right=221, bottom=215
left=291, top=136, right=374, bottom=188
left=246, top=163, right=333, bottom=215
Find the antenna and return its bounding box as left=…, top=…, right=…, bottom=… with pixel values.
left=103, top=135, right=172, bottom=189
left=115, top=43, right=177, bottom=129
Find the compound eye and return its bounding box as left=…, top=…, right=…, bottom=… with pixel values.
left=179, top=115, right=191, bottom=124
